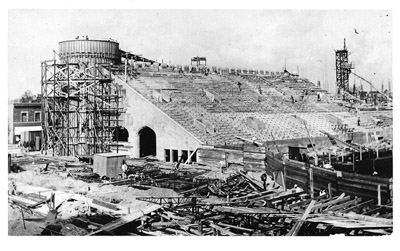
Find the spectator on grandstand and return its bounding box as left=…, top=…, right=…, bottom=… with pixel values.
left=237, top=81, right=242, bottom=91
left=357, top=117, right=361, bottom=126
left=317, top=92, right=321, bottom=102
left=290, top=95, right=294, bottom=103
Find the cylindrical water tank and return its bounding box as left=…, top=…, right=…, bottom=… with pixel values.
left=58, top=39, right=121, bottom=65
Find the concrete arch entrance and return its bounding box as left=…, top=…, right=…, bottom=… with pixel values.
left=138, top=126, right=156, bottom=157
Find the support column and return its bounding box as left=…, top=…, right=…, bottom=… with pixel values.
left=328, top=183, right=332, bottom=199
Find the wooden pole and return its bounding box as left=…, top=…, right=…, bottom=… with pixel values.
left=377, top=184, right=381, bottom=206
left=309, top=167, right=314, bottom=198
left=225, top=151, right=228, bottom=169
left=198, top=220, right=203, bottom=235
left=352, top=151, right=355, bottom=172
left=360, top=146, right=362, bottom=160
left=20, top=208, right=26, bottom=229
left=328, top=183, right=332, bottom=199
left=282, top=169, right=287, bottom=191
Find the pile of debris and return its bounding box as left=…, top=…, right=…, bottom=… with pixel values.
left=8, top=153, right=392, bottom=236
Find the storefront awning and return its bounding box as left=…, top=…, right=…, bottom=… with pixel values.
left=14, top=126, right=42, bottom=135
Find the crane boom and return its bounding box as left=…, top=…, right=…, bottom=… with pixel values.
left=351, top=72, right=392, bottom=101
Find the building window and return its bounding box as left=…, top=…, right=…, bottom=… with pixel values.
left=21, top=112, right=28, bottom=122
left=34, top=112, right=41, bottom=122
left=190, top=151, right=197, bottom=163
left=164, top=149, right=171, bottom=162
left=172, top=149, right=179, bottom=162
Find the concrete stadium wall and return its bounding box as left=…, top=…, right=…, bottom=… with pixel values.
left=122, top=85, right=202, bottom=159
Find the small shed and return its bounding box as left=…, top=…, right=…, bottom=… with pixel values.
left=93, top=152, right=127, bottom=178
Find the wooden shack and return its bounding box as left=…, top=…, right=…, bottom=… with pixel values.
left=93, top=153, right=127, bottom=178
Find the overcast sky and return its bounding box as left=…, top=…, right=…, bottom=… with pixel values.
left=8, top=9, right=392, bottom=99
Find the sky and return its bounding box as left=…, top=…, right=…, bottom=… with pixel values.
left=7, top=9, right=392, bottom=99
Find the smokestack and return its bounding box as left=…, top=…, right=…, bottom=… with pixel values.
left=388, top=79, right=391, bottom=93
left=381, top=81, right=384, bottom=93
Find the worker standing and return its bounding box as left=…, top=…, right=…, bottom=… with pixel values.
left=219, top=160, right=226, bottom=174
left=121, top=160, right=128, bottom=179
left=261, top=173, right=267, bottom=190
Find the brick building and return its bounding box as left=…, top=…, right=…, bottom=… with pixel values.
left=12, top=102, right=42, bottom=150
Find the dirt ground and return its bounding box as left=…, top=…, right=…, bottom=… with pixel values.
left=8, top=204, right=44, bottom=236
left=8, top=168, right=180, bottom=236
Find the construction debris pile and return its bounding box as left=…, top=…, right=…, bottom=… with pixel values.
left=8, top=153, right=392, bottom=236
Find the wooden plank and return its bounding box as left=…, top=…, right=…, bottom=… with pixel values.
left=165, top=228, right=194, bottom=236
left=287, top=194, right=328, bottom=210
left=363, top=229, right=391, bottom=235
left=339, top=199, right=374, bottom=213
left=311, top=194, right=349, bottom=212
left=324, top=197, right=363, bottom=212
left=230, top=190, right=276, bottom=202
left=213, top=206, right=279, bottom=215
left=217, top=222, right=254, bottom=232
left=91, top=198, right=120, bottom=211
left=208, top=223, right=238, bottom=236
left=235, top=170, right=264, bottom=191
left=140, top=230, right=167, bottom=236
left=328, top=211, right=393, bottom=225
left=179, top=184, right=209, bottom=195
left=265, top=191, right=305, bottom=202
left=287, top=200, right=316, bottom=236
left=86, top=204, right=161, bottom=236
left=9, top=195, right=38, bottom=206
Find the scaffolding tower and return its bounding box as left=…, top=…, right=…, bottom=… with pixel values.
left=335, top=38, right=354, bottom=94
left=41, top=60, right=123, bottom=156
